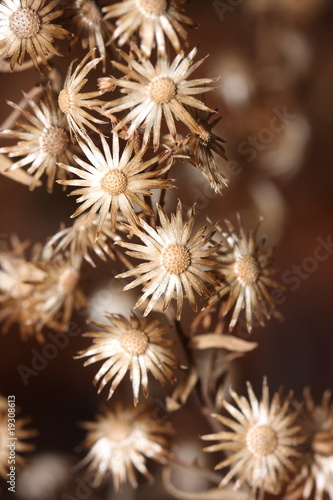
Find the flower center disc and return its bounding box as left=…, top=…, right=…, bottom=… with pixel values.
left=9, top=8, right=41, bottom=38
left=121, top=330, right=149, bottom=356
left=101, top=170, right=128, bottom=195
left=137, top=0, right=167, bottom=16
left=41, top=127, right=69, bottom=156
left=235, top=255, right=260, bottom=285
left=80, top=0, right=102, bottom=25
left=246, top=424, right=278, bottom=457
left=163, top=244, right=191, bottom=274
left=58, top=89, right=72, bottom=114
left=150, top=77, right=176, bottom=104
left=312, top=431, right=333, bottom=457
left=107, top=420, right=132, bottom=442
left=58, top=268, right=79, bottom=294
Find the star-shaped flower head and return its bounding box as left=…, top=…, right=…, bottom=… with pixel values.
left=202, top=378, right=305, bottom=498
left=58, top=132, right=173, bottom=236
left=76, top=312, right=178, bottom=405
left=78, top=403, right=173, bottom=490
left=208, top=215, right=284, bottom=333
left=103, top=0, right=197, bottom=58
left=116, top=201, right=219, bottom=320
left=102, top=46, right=217, bottom=150
left=0, top=0, right=71, bottom=71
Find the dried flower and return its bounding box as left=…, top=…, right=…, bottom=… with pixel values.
left=208, top=216, right=284, bottom=333
left=286, top=389, right=333, bottom=500
left=0, top=0, right=71, bottom=71
left=78, top=403, right=173, bottom=490
left=76, top=312, right=178, bottom=405
left=103, top=0, right=197, bottom=58
left=0, top=398, right=37, bottom=478
left=58, top=132, right=173, bottom=235
left=57, top=50, right=106, bottom=137
left=202, top=378, right=304, bottom=497
left=65, top=0, right=114, bottom=72
left=0, top=87, right=73, bottom=192
left=116, top=201, right=218, bottom=320
left=103, top=46, right=217, bottom=150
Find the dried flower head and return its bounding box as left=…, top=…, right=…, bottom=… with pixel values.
left=58, top=132, right=173, bottom=235
left=208, top=215, right=284, bottom=333
left=286, top=389, right=333, bottom=500
left=76, top=313, right=178, bottom=405
left=103, top=0, right=197, bottom=58
left=116, top=201, right=219, bottom=319
left=0, top=87, right=73, bottom=193
left=103, top=46, right=217, bottom=150
left=0, top=0, right=71, bottom=71
left=44, top=213, right=125, bottom=267
left=78, top=403, right=173, bottom=490
left=0, top=399, right=37, bottom=478
left=65, top=0, right=114, bottom=72
left=58, top=50, right=106, bottom=137
left=202, top=378, right=304, bottom=497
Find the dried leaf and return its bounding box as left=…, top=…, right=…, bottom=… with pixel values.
left=0, top=154, right=41, bottom=187
left=166, top=368, right=198, bottom=412
left=190, top=334, right=257, bottom=352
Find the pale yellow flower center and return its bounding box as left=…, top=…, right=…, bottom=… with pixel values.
left=162, top=244, right=191, bottom=274
left=58, top=89, right=72, bottom=114
left=149, top=77, right=176, bottom=104
left=246, top=424, right=278, bottom=457
left=120, top=330, right=149, bottom=356
left=80, top=0, right=102, bottom=25
left=136, top=0, right=167, bottom=16
left=9, top=8, right=41, bottom=38
left=107, top=420, right=132, bottom=442
left=235, top=255, right=260, bottom=285
left=58, top=268, right=79, bottom=294
left=312, top=431, right=333, bottom=457
left=41, top=127, right=69, bottom=156
left=101, top=170, right=128, bottom=195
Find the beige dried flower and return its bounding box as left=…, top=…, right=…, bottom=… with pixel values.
left=285, top=389, right=333, bottom=500
left=58, top=132, right=173, bottom=235
left=0, top=0, right=71, bottom=71
left=116, top=201, right=219, bottom=320
left=78, top=403, right=173, bottom=490
left=0, top=398, right=37, bottom=479
left=0, top=87, right=73, bottom=193
left=76, top=312, right=178, bottom=405
left=202, top=378, right=305, bottom=497
left=57, top=50, right=106, bottom=137
left=208, top=216, right=284, bottom=333
left=103, top=0, right=197, bottom=58
left=103, top=46, right=217, bottom=150
left=65, top=0, right=114, bottom=72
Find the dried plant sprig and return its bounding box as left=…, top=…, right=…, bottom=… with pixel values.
left=57, top=49, right=106, bottom=137
left=116, top=201, right=219, bottom=320
left=0, top=86, right=73, bottom=193
left=0, top=0, right=71, bottom=71
left=64, top=0, right=114, bottom=72
left=77, top=403, right=173, bottom=490
left=103, top=0, right=197, bottom=58
left=202, top=378, right=305, bottom=498
left=58, top=132, right=174, bottom=235
left=208, top=215, right=284, bottom=333
left=76, top=312, right=178, bottom=405
left=285, top=389, right=333, bottom=500
left=103, top=46, right=218, bottom=150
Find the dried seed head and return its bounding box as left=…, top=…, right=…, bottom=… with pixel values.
left=136, top=0, right=167, bottom=16
left=58, top=89, right=72, bottom=114
left=312, top=431, right=333, bottom=457
left=197, top=126, right=212, bottom=146
left=246, top=424, right=278, bottom=457
left=235, top=255, right=260, bottom=285
left=9, top=8, right=41, bottom=38
left=58, top=268, right=79, bottom=294
left=106, top=420, right=132, bottom=442
left=162, top=245, right=191, bottom=274
left=81, top=0, right=102, bottom=25
left=149, top=76, right=176, bottom=104
left=41, top=127, right=69, bottom=156
left=120, top=330, right=149, bottom=356
left=101, top=170, right=128, bottom=195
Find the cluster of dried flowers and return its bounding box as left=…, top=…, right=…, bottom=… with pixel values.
left=0, top=0, right=330, bottom=499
